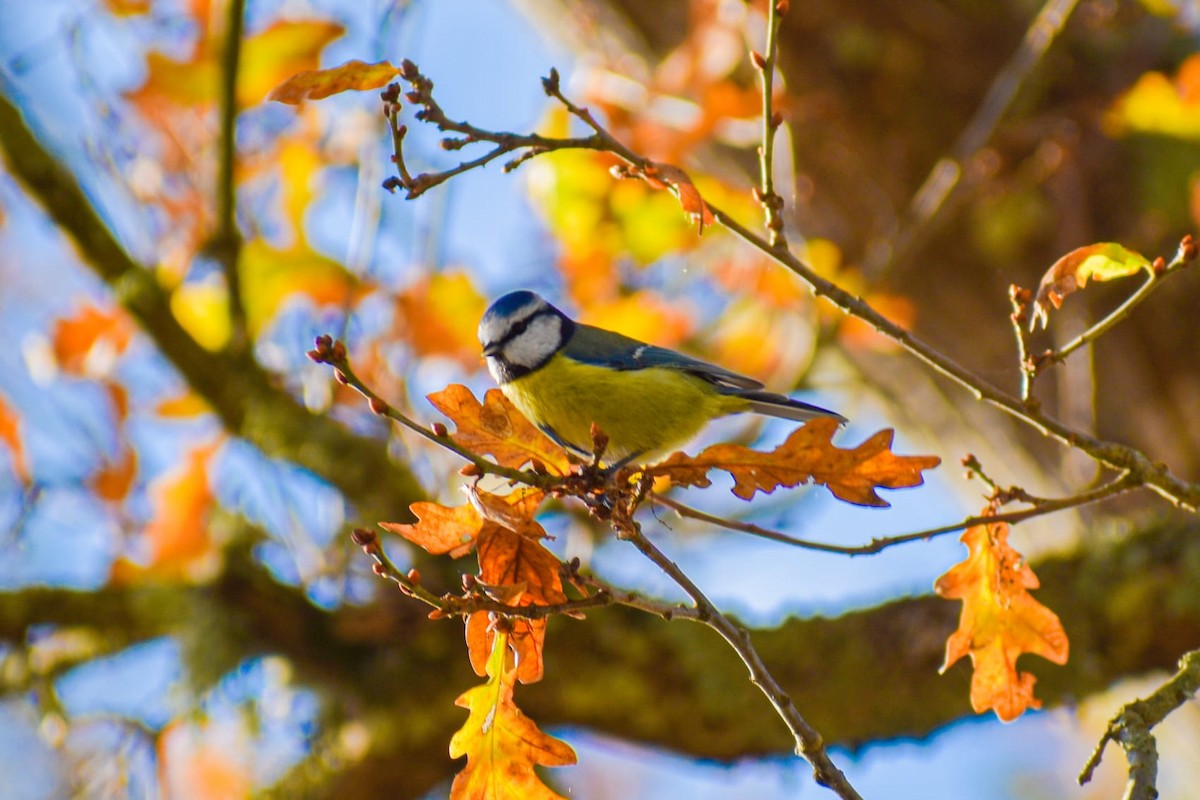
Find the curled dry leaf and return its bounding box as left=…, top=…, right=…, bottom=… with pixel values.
left=267, top=59, right=402, bottom=104
left=649, top=417, right=940, bottom=506
left=935, top=518, right=1069, bottom=722
left=642, top=162, right=715, bottom=233
left=1031, top=243, right=1150, bottom=330
left=449, top=632, right=577, bottom=800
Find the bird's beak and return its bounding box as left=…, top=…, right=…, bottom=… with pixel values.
left=481, top=341, right=500, bottom=357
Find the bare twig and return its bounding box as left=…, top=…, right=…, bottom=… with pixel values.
left=1008, top=284, right=1038, bottom=404
left=866, top=0, right=1082, bottom=276
left=214, top=0, right=247, bottom=349
left=754, top=0, right=789, bottom=249
left=610, top=500, right=862, bottom=800
left=378, top=60, right=1200, bottom=511
left=1079, top=649, right=1200, bottom=800
left=652, top=471, right=1137, bottom=555
left=1034, top=240, right=1197, bottom=374
left=306, top=334, right=561, bottom=489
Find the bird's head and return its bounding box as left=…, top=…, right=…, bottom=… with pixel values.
left=478, top=290, right=574, bottom=384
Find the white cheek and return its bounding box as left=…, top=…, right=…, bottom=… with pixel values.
left=505, top=315, right=561, bottom=368
left=486, top=356, right=505, bottom=384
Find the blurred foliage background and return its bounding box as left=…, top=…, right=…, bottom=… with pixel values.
left=1, top=0, right=1199, bottom=797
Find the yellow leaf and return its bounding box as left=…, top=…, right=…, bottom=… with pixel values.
left=267, top=59, right=401, bottom=104
left=1107, top=53, right=1200, bottom=140
left=449, top=632, right=576, bottom=800
left=1030, top=242, right=1151, bottom=329
left=238, top=20, right=345, bottom=105
left=935, top=518, right=1069, bottom=722
left=171, top=279, right=232, bottom=351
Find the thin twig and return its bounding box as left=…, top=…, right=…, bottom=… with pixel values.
left=705, top=205, right=1200, bottom=510
left=306, top=335, right=561, bottom=489
left=652, top=471, right=1137, bottom=555
left=754, top=0, right=789, bottom=249
left=1079, top=649, right=1200, bottom=799
left=611, top=506, right=862, bottom=800
left=381, top=60, right=1200, bottom=511
left=866, top=0, right=1082, bottom=276
left=215, top=0, right=247, bottom=350
left=1008, top=284, right=1038, bottom=404
left=353, top=526, right=705, bottom=622
left=1037, top=247, right=1194, bottom=373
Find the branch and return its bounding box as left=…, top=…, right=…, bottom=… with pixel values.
left=652, top=470, right=1138, bottom=555
left=306, top=334, right=561, bottom=489
left=1035, top=247, right=1195, bottom=373
left=753, top=0, right=789, bottom=249
left=213, top=0, right=248, bottom=348
left=1079, top=649, right=1200, bottom=800
left=0, top=89, right=426, bottom=523
left=378, top=61, right=1200, bottom=512
left=865, top=0, right=1082, bottom=276
left=612, top=485, right=863, bottom=800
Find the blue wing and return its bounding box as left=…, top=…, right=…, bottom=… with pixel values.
left=562, top=322, right=764, bottom=390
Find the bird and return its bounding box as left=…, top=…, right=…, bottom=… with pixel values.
left=478, top=290, right=845, bottom=462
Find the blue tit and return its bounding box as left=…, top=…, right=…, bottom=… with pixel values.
left=478, top=290, right=845, bottom=461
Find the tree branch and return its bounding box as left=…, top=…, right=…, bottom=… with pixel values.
left=0, top=89, right=426, bottom=524
left=865, top=0, right=1082, bottom=276
left=214, top=0, right=248, bottom=349
left=652, top=471, right=1138, bottom=555
left=1079, top=649, right=1200, bottom=800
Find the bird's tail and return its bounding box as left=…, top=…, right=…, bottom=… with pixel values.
left=738, top=389, right=846, bottom=425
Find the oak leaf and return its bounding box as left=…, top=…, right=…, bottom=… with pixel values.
left=934, top=518, right=1069, bottom=722
left=428, top=385, right=572, bottom=475
left=649, top=418, right=940, bottom=507
left=467, top=522, right=566, bottom=684
left=1031, top=243, right=1150, bottom=330
left=380, top=501, right=484, bottom=558
left=268, top=59, right=402, bottom=104
left=380, top=486, right=561, bottom=684
left=449, top=632, right=577, bottom=800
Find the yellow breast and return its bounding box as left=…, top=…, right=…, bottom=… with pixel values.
left=502, top=354, right=748, bottom=460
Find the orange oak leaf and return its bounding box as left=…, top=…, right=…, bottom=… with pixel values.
left=934, top=518, right=1069, bottom=722
left=467, top=523, right=566, bottom=684
left=427, top=385, right=572, bottom=475
left=267, top=59, right=402, bottom=104
left=450, top=632, right=576, bottom=800
left=380, top=501, right=484, bottom=558
left=1031, top=243, right=1150, bottom=330
left=649, top=418, right=940, bottom=506
left=0, top=392, right=30, bottom=485
left=379, top=488, right=548, bottom=558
